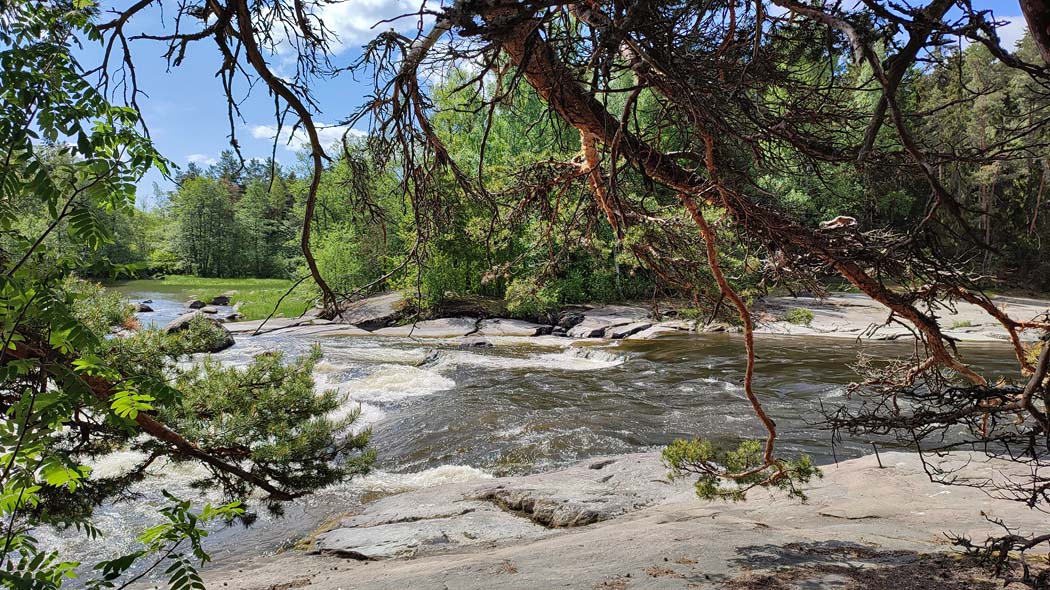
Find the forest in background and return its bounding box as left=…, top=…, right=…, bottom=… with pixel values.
left=65, top=32, right=1050, bottom=317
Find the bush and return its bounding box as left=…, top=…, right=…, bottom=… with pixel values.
left=63, top=277, right=134, bottom=333
left=663, top=438, right=821, bottom=502
left=505, top=277, right=560, bottom=319
left=784, top=307, right=815, bottom=327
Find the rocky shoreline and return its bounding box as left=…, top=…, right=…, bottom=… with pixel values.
left=219, top=290, right=1050, bottom=345
left=201, top=451, right=1035, bottom=590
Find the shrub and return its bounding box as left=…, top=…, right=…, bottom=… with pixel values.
left=784, top=307, right=815, bottom=327
left=663, top=439, right=821, bottom=502
left=505, top=277, right=560, bottom=319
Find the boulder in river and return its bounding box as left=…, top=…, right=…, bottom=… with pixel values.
left=186, top=299, right=206, bottom=309
left=210, top=294, right=231, bottom=306
left=556, top=312, right=584, bottom=330
left=333, top=292, right=406, bottom=330
left=604, top=321, right=652, bottom=339
left=201, top=306, right=218, bottom=314
left=163, top=311, right=235, bottom=352
left=459, top=336, right=493, bottom=349
left=135, top=303, right=153, bottom=312
left=566, top=305, right=652, bottom=339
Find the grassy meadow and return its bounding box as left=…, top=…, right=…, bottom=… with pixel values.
left=107, top=276, right=319, bottom=320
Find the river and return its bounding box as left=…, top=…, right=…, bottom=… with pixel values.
left=37, top=287, right=1021, bottom=573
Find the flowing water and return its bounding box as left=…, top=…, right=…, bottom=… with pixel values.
left=38, top=289, right=1022, bottom=571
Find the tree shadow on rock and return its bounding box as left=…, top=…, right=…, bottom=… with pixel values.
left=724, top=540, right=1000, bottom=590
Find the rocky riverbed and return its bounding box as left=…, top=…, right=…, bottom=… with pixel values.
left=200, top=451, right=1037, bottom=590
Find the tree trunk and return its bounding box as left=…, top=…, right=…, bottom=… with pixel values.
left=1021, top=0, right=1050, bottom=63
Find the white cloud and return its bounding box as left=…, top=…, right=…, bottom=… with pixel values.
left=995, top=16, right=1027, bottom=51
left=318, top=0, right=432, bottom=53
left=250, top=122, right=366, bottom=152
left=186, top=153, right=217, bottom=166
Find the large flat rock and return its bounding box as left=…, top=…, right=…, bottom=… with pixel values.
left=205, top=451, right=1037, bottom=590
left=754, top=292, right=1050, bottom=342
left=372, top=317, right=480, bottom=338
left=566, top=305, right=652, bottom=338
left=224, top=317, right=332, bottom=335
left=313, top=455, right=688, bottom=560
left=334, top=292, right=406, bottom=330
left=476, top=318, right=552, bottom=337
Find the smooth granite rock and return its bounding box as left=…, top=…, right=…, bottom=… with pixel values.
left=604, top=321, right=652, bottom=339
left=372, top=317, right=480, bottom=338
left=476, top=318, right=551, bottom=337
left=334, top=292, right=406, bottom=330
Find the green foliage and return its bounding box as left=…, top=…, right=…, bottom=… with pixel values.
left=505, top=277, right=559, bottom=319
left=663, top=439, right=821, bottom=502
left=165, top=346, right=374, bottom=508
left=950, top=319, right=974, bottom=329
left=0, top=3, right=373, bottom=588
left=784, top=308, right=815, bottom=327
left=62, top=277, right=134, bottom=333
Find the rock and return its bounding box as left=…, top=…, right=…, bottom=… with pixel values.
left=164, top=311, right=203, bottom=333
left=372, top=317, right=480, bottom=338
left=566, top=322, right=610, bottom=338
left=702, top=322, right=732, bottom=333
left=135, top=303, right=153, bottom=312
left=551, top=326, right=568, bottom=337
left=187, top=299, right=206, bottom=309
left=459, top=337, right=493, bottom=348
left=208, top=450, right=1043, bottom=590
left=476, top=318, right=551, bottom=337
left=557, top=312, right=585, bottom=330
left=333, top=292, right=406, bottom=330
left=604, top=322, right=652, bottom=339
left=201, top=306, right=218, bottom=314
left=163, top=311, right=235, bottom=352
left=627, top=325, right=683, bottom=340
left=314, top=454, right=687, bottom=561
left=565, top=305, right=651, bottom=339
left=142, top=299, right=152, bottom=304
left=224, top=317, right=331, bottom=335
left=210, top=295, right=231, bottom=306
left=224, top=313, right=244, bottom=322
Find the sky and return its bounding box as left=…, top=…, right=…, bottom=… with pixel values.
left=80, top=0, right=1029, bottom=209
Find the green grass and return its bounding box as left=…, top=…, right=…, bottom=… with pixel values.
left=950, top=319, right=974, bottom=329
left=108, top=276, right=319, bottom=320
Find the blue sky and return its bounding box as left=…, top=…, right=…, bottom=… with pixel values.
left=79, top=0, right=1027, bottom=209
left=81, top=0, right=428, bottom=207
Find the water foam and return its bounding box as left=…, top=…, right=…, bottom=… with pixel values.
left=427, top=346, right=625, bottom=372
left=336, top=364, right=456, bottom=403
left=350, top=464, right=493, bottom=493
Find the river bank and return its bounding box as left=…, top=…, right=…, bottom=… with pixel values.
left=199, top=451, right=1034, bottom=590
left=216, top=290, right=1050, bottom=344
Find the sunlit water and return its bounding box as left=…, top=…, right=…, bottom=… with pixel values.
left=38, top=291, right=1021, bottom=574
